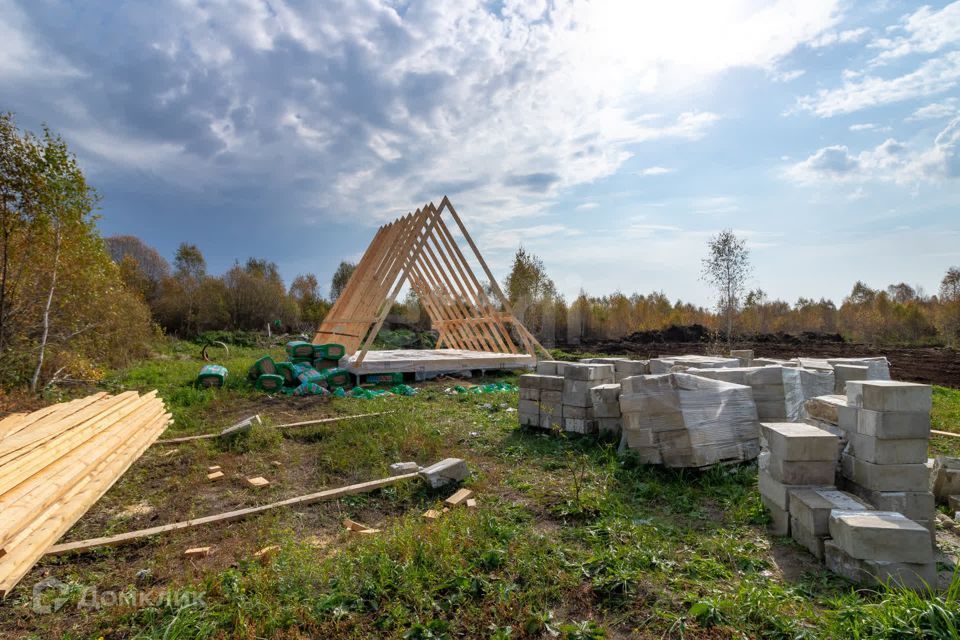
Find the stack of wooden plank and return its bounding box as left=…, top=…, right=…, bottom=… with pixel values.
left=0, top=391, right=171, bottom=596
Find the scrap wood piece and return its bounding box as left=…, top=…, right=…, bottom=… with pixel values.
left=184, top=546, right=212, bottom=558
left=44, top=471, right=422, bottom=557
left=932, top=429, right=960, bottom=439
left=444, top=488, right=473, bottom=507
left=153, top=411, right=392, bottom=445
left=465, top=498, right=477, bottom=508
left=254, top=545, right=281, bottom=563
left=422, top=509, right=441, bottom=521
left=208, top=465, right=221, bottom=472
left=207, top=471, right=224, bottom=481
left=0, top=391, right=171, bottom=597
left=344, top=519, right=380, bottom=535
left=245, top=476, right=270, bottom=488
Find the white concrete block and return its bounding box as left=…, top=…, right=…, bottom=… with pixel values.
left=519, top=412, right=539, bottom=427
left=518, top=399, right=540, bottom=415
left=789, top=488, right=872, bottom=536
left=389, top=461, right=420, bottom=475
left=829, top=510, right=934, bottom=563
left=419, top=458, right=469, bottom=488
left=564, top=363, right=615, bottom=382
left=834, top=364, right=869, bottom=394
left=759, top=469, right=830, bottom=511
left=847, top=432, right=929, bottom=465
left=824, top=540, right=935, bottom=590
left=803, top=394, right=849, bottom=425
left=765, top=457, right=836, bottom=485
left=841, top=454, right=929, bottom=492
left=846, top=381, right=932, bottom=413
left=597, top=417, right=621, bottom=438
left=761, top=422, right=840, bottom=461
left=761, top=495, right=790, bottom=536
left=843, top=482, right=935, bottom=521
left=790, top=516, right=825, bottom=559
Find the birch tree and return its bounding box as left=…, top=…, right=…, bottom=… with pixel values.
left=701, top=229, right=751, bottom=343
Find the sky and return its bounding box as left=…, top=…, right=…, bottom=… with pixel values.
left=2, top=0, right=959, bottom=307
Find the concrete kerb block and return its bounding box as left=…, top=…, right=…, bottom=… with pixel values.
left=828, top=510, right=934, bottom=564
left=841, top=454, right=930, bottom=492
left=846, top=380, right=933, bottom=414
left=761, top=494, right=791, bottom=536
left=789, top=488, right=872, bottom=536
left=834, top=364, right=869, bottom=394
left=843, top=481, right=935, bottom=521
left=761, top=422, right=839, bottom=461
left=824, top=540, right=936, bottom=591
left=419, top=458, right=469, bottom=488
left=790, top=516, right=826, bottom=559
left=564, top=363, right=616, bottom=382
left=846, top=432, right=929, bottom=465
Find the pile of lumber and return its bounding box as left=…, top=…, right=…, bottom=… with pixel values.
left=0, top=391, right=171, bottom=596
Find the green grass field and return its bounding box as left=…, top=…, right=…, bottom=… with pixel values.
left=3, top=340, right=960, bottom=639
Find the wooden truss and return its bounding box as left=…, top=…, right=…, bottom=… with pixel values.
left=313, top=196, right=547, bottom=365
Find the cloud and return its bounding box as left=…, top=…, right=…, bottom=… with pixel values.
left=809, top=26, right=870, bottom=48
left=637, top=166, right=674, bottom=176
left=908, top=99, right=960, bottom=121
left=0, top=0, right=843, bottom=231
left=770, top=68, right=806, bottom=83
left=868, top=1, right=960, bottom=63
left=796, top=51, right=960, bottom=117
left=785, top=117, right=960, bottom=184
left=576, top=202, right=599, bottom=210
left=849, top=122, right=890, bottom=132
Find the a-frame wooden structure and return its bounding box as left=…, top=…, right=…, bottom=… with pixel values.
left=313, top=196, right=547, bottom=367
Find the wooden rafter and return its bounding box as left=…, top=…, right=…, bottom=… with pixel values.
left=313, top=197, right=548, bottom=364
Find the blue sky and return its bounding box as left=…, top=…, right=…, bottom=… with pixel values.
left=2, top=0, right=958, bottom=306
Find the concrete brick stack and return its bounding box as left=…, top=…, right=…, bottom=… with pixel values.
left=789, top=488, right=872, bottom=559
left=620, top=373, right=759, bottom=468
left=561, top=363, right=615, bottom=435
left=517, top=373, right=564, bottom=430
left=758, top=422, right=839, bottom=536
left=838, top=380, right=935, bottom=546
left=580, top=357, right=649, bottom=382
left=535, top=361, right=568, bottom=376
left=833, top=364, right=869, bottom=394
left=801, top=394, right=851, bottom=467
left=825, top=511, right=936, bottom=590
left=747, top=366, right=806, bottom=422
left=648, top=355, right=740, bottom=374
left=589, top=383, right=622, bottom=438
left=729, top=349, right=754, bottom=366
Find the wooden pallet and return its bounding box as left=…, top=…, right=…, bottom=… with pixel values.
left=313, top=196, right=548, bottom=366
left=339, top=348, right=535, bottom=376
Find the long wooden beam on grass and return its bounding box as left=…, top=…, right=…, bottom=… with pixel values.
left=44, top=472, right=421, bottom=557
left=153, top=411, right=394, bottom=444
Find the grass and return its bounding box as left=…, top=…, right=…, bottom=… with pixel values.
left=2, top=339, right=960, bottom=639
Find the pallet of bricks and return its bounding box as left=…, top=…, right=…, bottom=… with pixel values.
left=518, top=360, right=644, bottom=436
left=759, top=380, right=936, bottom=589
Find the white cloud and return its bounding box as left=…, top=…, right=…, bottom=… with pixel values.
left=771, top=68, right=806, bottom=82
left=809, top=26, right=870, bottom=48
left=576, top=202, right=599, bottom=210
left=785, top=117, right=960, bottom=184
left=869, top=1, right=960, bottom=63
left=796, top=51, right=960, bottom=117
left=0, top=0, right=845, bottom=229
left=637, top=166, right=674, bottom=176
left=908, top=99, right=960, bottom=121
left=0, top=0, right=81, bottom=80
left=849, top=122, right=891, bottom=132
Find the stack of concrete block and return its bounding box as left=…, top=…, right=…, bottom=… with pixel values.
left=789, top=488, right=872, bottom=559
left=684, top=367, right=759, bottom=386
left=620, top=373, right=760, bottom=468
left=747, top=366, right=805, bottom=421
left=648, top=355, right=740, bottom=374
left=801, top=394, right=851, bottom=464
left=581, top=358, right=649, bottom=381
left=833, top=364, right=870, bottom=394
left=798, top=368, right=835, bottom=401
left=536, top=360, right=568, bottom=376
left=590, top=383, right=622, bottom=437
left=825, top=511, right=936, bottom=590
left=758, top=421, right=839, bottom=535
left=561, top=363, right=614, bottom=434
left=829, top=357, right=891, bottom=381
left=752, top=357, right=798, bottom=367
left=517, top=373, right=564, bottom=430
left=839, top=380, right=935, bottom=546
left=931, top=457, right=960, bottom=505
left=730, top=349, right=754, bottom=367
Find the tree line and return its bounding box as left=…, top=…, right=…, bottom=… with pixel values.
left=3, top=114, right=959, bottom=392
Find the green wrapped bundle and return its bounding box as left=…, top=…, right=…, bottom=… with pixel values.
left=291, top=356, right=314, bottom=365
left=323, top=368, right=351, bottom=388
left=274, top=362, right=298, bottom=387
left=293, top=382, right=330, bottom=396
left=391, top=384, right=416, bottom=396
left=313, top=343, right=346, bottom=360
left=292, top=362, right=326, bottom=386
left=197, top=364, right=228, bottom=388
left=255, top=373, right=285, bottom=392
left=286, top=341, right=315, bottom=360
left=247, top=355, right=276, bottom=381
left=312, top=358, right=339, bottom=371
